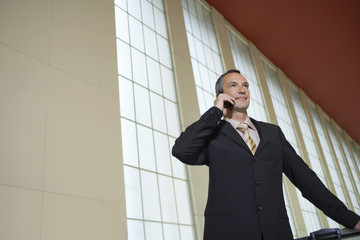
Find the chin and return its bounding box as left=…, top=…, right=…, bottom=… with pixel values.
left=233, top=105, right=249, bottom=112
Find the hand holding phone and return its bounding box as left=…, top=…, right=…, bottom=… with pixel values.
left=224, top=101, right=234, bottom=110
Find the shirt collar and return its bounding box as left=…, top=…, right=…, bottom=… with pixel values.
left=225, top=116, right=256, bottom=131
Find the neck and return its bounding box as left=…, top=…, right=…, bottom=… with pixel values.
left=225, top=109, right=248, bottom=122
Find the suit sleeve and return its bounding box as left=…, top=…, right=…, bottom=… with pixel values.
left=172, top=107, right=223, bottom=165
left=279, top=127, right=360, bottom=229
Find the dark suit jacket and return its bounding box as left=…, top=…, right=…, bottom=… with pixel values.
left=172, top=107, right=360, bottom=240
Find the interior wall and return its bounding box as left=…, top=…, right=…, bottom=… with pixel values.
left=0, top=0, right=128, bottom=239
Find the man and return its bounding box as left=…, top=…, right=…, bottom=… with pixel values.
left=172, top=69, right=360, bottom=240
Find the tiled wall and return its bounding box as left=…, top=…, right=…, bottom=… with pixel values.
left=0, top=0, right=127, bottom=239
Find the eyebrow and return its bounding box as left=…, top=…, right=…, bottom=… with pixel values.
left=227, top=81, right=249, bottom=86
left=228, top=81, right=238, bottom=85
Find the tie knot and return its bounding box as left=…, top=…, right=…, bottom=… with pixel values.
left=237, top=123, right=248, bottom=133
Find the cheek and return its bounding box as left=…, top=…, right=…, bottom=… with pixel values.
left=224, top=88, right=237, bottom=95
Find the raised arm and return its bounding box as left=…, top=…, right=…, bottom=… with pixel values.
left=172, top=107, right=223, bottom=165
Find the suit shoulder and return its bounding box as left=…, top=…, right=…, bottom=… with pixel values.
left=251, top=118, right=279, bottom=129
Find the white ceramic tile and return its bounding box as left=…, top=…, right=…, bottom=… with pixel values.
left=0, top=45, right=47, bottom=190
left=44, top=67, right=101, bottom=199
left=0, top=0, right=51, bottom=62
left=49, top=0, right=98, bottom=85
left=0, top=185, right=42, bottom=240
left=99, top=89, right=126, bottom=203
left=103, top=201, right=128, bottom=240
left=42, top=192, right=103, bottom=240
left=98, top=0, right=119, bottom=94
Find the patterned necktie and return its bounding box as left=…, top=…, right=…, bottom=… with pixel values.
left=237, top=123, right=257, bottom=155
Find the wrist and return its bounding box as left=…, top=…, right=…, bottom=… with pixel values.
left=355, top=220, right=360, bottom=230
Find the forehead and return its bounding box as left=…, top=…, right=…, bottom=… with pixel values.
left=223, top=72, right=248, bottom=84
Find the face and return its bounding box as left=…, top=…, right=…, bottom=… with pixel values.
left=222, top=73, right=250, bottom=111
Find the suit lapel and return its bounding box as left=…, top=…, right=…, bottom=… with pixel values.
left=250, top=118, right=269, bottom=155
left=218, top=120, right=252, bottom=154
left=218, top=119, right=270, bottom=156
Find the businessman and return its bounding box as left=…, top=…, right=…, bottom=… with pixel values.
left=172, top=69, right=360, bottom=240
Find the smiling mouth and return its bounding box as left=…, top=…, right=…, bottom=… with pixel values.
left=236, top=97, right=247, bottom=101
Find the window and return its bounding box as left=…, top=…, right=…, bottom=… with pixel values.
left=337, top=130, right=360, bottom=215
left=325, top=118, right=360, bottom=215
left=262, top=62, right=300, bottom=235
left=309, top=102, right=347, bottom=227
left=289, top=86, right=339, bottom=228
left=182, top=0, right=223, bottom=114
left=228, top=29, right=268, bottom=122
left=115, top=1, right=195, bottom=239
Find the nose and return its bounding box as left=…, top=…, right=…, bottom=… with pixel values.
left=238, top=85, right=246, bottom=93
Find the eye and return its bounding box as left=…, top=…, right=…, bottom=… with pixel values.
left=243, top=83, right=249, bottom=88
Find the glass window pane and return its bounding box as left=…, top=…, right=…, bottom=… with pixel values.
left=209, top=32, right=219, bottom=54
left=129, top=16, right=144, bottom=52
left=116, top=39, right=132, bottom=79
left=191, top=58, right=201, bottom=86
left=147, top=57, right=162, bottom=94
left=157, top=35, right=172, bottom=68
left=128, top=0, right=142, bottom=21
left=198, top=63, right=211, bottom=92
left=169, top=137, right=187, bottom=180
left=180, top=225, right=195, bottom=240
left=204, top=46, right=214, bottom=69
left=115, top=0, right=127, bottom=10
left=200, top=23, right=210, bottom=47
left=127, top=220, right=145, bottom=240
left=121, top=118, right=138, bottom=167
left=124, top=166, right=143, bottom=219
left=154, top=131, right=172, bottom=175
left=194, top=37, right=205, bottom=64
left=141, top=0, right=155, bottom=30
left=115, top=6, right=129, bottom=42
left=161, top=65, right=176, bottom=102
left=181, top=0, right=187, bottom=9
left=141, top=171, right=161, bottom=221
left=144, top=221, right=163, bottom=240
left=119, top=76, right=135, bottom=120
left=165, top=99, right=180, bottom=137
left=154, top=7, right=168, bottom=38
left=195, top=86, right=206, bottom=114
left=137, top=124, right=156, bottom=171
left=158, top=175, right=178, bottom=222
left=150, top=92, right=167, bottom=133
left=131, top=48, right=148, bottom=87
left=153, top=0, right=164, bottom=11
left=183, top=10, right=192, bottom=34
left=144, top=26, right=159, bottom=60
left=163, top=224, right=180, bottom=240
left=204, top=91, right=214, bottom=111
left=134, top=84, right=152, bottom=127
left=174, top=179, right=192, bottom=224
left=187, top=0, right=196, bottom=16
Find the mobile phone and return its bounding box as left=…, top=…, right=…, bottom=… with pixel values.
left=224, top=101, right=234, bottom=110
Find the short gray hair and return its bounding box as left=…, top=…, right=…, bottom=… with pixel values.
left=215, top=69, right=241, bottom=96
